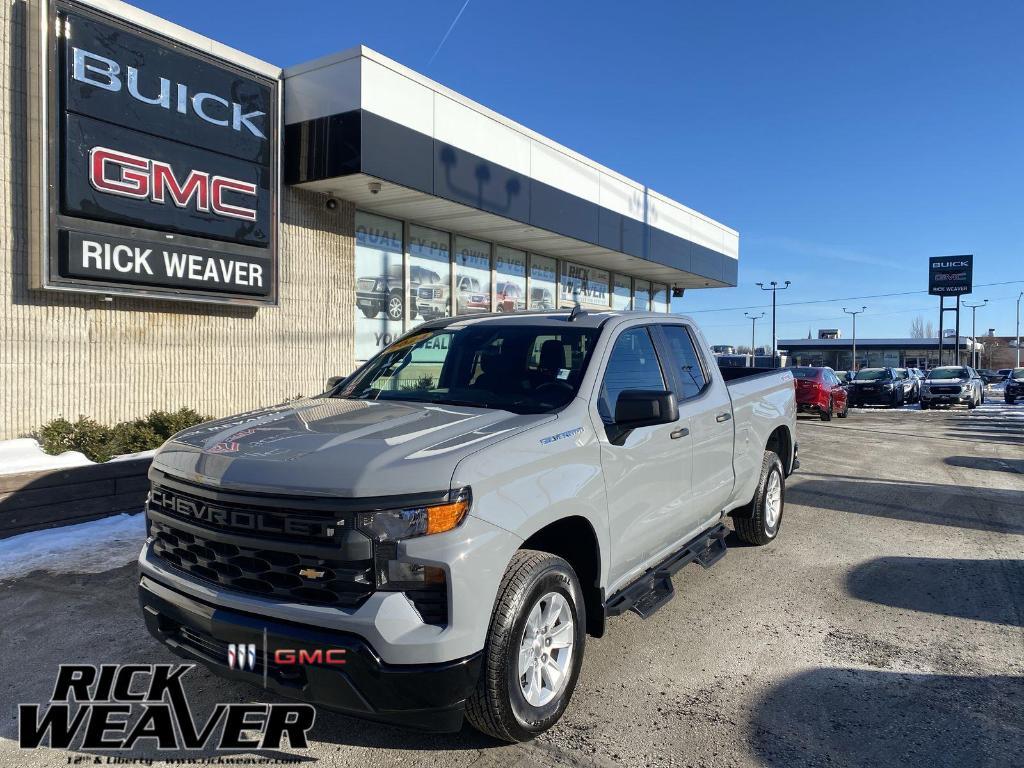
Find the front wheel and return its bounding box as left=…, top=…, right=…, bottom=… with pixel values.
left=837, top=397, right=849, bottom=418
left=920, top=401, right=930, bottom=410
left=1006, top=396, right=1016, bottom=405
left=733, top=451, right=785, bottom=546
left=466, top=550, right=586, bottom=742
left=820, top=397, right=833, bottom=421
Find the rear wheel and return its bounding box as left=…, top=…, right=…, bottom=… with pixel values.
left=733, top=451, right=785, bottom=546
left=466, top=550, right=586, bottom=742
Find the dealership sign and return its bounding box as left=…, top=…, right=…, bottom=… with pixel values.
left=928, top=255, right=973, bottom=296
left=29, top=0, right=279, bottom=304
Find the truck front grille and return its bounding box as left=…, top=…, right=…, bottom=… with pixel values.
left=151, top=519, right=374, bottom=608
left=930, top=385, right=961, bottom=395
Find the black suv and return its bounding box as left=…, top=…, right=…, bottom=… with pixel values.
left=850, top=367, right=904, bottom=407
left=356, top=264, right=440, bottom=321
left=1005, top=368, right=1024, bottom=404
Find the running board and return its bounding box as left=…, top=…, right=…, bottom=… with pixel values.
left=604, top=523, right=729, bottom=620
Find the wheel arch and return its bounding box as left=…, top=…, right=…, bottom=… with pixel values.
left=765, top=424, right=794, bottom=476
left=520, top=516, right=606, bottom=638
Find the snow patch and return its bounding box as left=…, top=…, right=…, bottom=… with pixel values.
left=0, top=512, right=146, bottom=580
left=0, top=437, right=155, bottom=476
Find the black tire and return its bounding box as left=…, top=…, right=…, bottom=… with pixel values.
left=968, top=392, right=978, bottom=409
left=465, top=550, right=586, bottom=742
left=920, top=401, right=929, bottom=410
left=820, top=397, right=833, bottom=421
left=733, top=451, right=785, bottom=546
left=359, top=306, right=378, bottom=319
left=1006, top=396, right=1016, bottom=405
left=837, top=398, right=849, bottom=418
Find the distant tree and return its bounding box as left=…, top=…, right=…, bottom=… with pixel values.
left=911, top=316, right=938, bottom=338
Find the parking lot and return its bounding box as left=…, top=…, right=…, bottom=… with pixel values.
left=1, top=402, right=1022, bottom=768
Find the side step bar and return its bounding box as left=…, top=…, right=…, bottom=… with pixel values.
left=604, top=523, right=729, bottom=620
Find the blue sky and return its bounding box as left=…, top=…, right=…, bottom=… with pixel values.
left=135, top=0, right=1024, bottom=347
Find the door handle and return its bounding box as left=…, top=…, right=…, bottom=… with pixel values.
left=670, top=427, right=689, bottom=439
left=716, top=412, right=732, bottom=423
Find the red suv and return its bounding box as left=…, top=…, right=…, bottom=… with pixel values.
left=791, top=366, right=849, bottom=421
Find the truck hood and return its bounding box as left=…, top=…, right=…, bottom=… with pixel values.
left=152, top=397, right=553, bottom=497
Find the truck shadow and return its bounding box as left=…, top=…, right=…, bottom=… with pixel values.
left=749, top=668, right=1024, bottom=768
left=846, top=556, right=1024, bottom=627
left=0, top=564, right=498, bottom=759
left=786, top=475, right=1024, bottom=535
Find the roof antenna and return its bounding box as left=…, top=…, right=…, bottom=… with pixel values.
left=568, top=305, right=583, bottom=322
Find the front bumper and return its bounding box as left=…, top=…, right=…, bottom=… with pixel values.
left=139, top=575, right=481, bottom=732
left=850, top=387, right=896, bottom=404
left=921, top=392, right=972, bottom=404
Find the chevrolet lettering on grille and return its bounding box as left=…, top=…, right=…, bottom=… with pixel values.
left=149, top=489, right=332, bottom=538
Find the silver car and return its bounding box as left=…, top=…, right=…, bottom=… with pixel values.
left=919, top=366, right=985, bottom=409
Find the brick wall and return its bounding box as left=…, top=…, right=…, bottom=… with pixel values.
left=0, top=1, right=357, bottom=439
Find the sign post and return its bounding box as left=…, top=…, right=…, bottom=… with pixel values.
left=929, top=256, right=973, bottom=366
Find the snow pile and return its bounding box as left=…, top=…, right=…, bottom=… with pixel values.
left=0, top=438, right=91, bottom=475
left=0, top=512, right=146, bottom=580
left=0, top=437, right=156, bottom=476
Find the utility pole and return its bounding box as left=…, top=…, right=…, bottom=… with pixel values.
left=744, top=312, right=764, bottom=366
left=963, top=299, right=988, bottom=369
left=756, top=280, right=791, bottom=368
left=1017, top=291, right=1022, bottom=368
left=843, top=306, right=867, bottom=372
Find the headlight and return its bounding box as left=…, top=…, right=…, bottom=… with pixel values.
left=882, top=382, right=894, bottom=389
left=961, top=383, right=971, bottom=392
left=356, top=489, right=470, bottom=542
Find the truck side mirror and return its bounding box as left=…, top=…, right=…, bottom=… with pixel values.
left=614, top=390, right=679, bottom=429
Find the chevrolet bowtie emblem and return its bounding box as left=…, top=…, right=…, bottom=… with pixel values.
left=298, top=568, right=326, bottom=580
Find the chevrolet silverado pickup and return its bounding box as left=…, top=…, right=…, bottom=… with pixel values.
left=138, top=310, right=798, bottom=741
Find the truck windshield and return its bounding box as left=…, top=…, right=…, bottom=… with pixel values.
left=854, top=369, right=889, bottom=380
left=927, top=367, right=968, bottom=380
left=335, top=325, right=599, bottom=414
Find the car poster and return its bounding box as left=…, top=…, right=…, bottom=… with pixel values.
left=355, top=212, right=403, bottom=360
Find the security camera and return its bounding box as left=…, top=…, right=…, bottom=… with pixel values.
left=368, top=181, right=382, bottom=195
left=325, top=196, right=339, bottom=211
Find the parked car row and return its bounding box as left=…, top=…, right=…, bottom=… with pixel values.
left=788, top=364, right=1017, bottom=417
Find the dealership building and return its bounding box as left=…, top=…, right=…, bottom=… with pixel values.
left=781, top=337, right=983, bottom=371
left=0, top=0, right=738, bottom=439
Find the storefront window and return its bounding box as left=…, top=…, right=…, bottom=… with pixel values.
left=634, top=279, right=651, bottom=311
left=529, top=254, right=557, bottom=310
left=612, top=274, right=632, bottom=311
left=354, top=211, right=404, bottom=361
left=495, top=246, right=527, bottom=313
left=408, top=224, right=450, bottom=328
left=561, top=261, right=609, bottom=307
left=651, top=283, right=668, bottom=313
left=454, top=235, right=491, bottom=315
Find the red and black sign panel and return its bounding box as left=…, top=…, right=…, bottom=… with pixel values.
left=47, top=0, right=278, bottom=303
left=928, top=255, right=973, bottom=296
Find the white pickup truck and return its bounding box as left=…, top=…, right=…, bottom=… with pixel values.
left=138, top=310, right=798, bottom=741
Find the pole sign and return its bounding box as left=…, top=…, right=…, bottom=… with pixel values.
left=928, top=255, right=973, bottom=296
left=29, top=0, right=279, bottom=305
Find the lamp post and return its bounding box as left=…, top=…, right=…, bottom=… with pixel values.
left=756, top=280, right=791, bottom=368
left=744, top=312, right=764, bottom=366
left=963, top=299, right=988, bottom=369
left=1016, top=291, right=1022, bottom=368
left=843, top=306, right=867, bottom=372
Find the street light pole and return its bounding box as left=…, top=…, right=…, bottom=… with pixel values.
left=744, top=312, right=764, bottom=366
left=756, top=280, right=791, bottom=368
left=1017, top=291, right=1022, bottom=368
left=843, top=306, right=867, bottom=372
left=963, top=299, right=988, bottom=369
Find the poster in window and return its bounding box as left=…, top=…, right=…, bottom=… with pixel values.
left=634, top=279, right=651, bottom=311
left=651, top=283, right=668, bottom=313
left=529, top=254, right=557, bottom=310
left=454, top=236, right=491, bottom=315
left=408, top=225, right=450, bottom=329
left=561, top=262, right=609, bottom=307
left=612, top=274, right=632, bottom=311
left=495, top=246, right=527, bottom=312
left=355, top=212, right=403, bottom=360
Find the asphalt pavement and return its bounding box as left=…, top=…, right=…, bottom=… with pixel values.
left=2, top=401, right=1022, bottom=767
